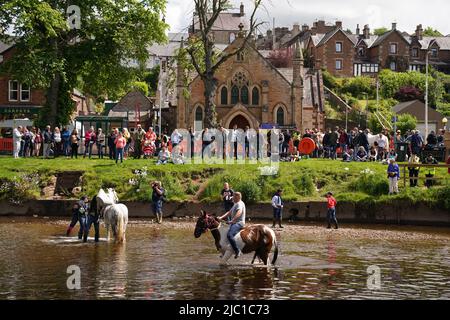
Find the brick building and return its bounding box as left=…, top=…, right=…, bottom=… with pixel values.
left=0, top=39, right=89, bottom=124
left=0, top=40, right=46, bottom=120
left=174, top=35, right=325, bottom=132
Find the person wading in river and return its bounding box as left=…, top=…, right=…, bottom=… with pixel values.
left=272, top=189, right=284, bottom=229
left=66, top=196, right=89, bottom=239
left=219, top=192, right=246, bottom=259
left=326, top=192, right=338, bottom=230
left=151, top=181, right=165, bottom=224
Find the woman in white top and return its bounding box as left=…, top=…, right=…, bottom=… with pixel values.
left=53, top=127, right=62, bottom=157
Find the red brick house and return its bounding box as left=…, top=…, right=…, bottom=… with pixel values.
left=0, top=40, right=89, bottom=123
left=0, top=40, right=46, bottom=121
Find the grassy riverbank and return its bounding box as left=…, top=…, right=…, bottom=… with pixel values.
left=0, top=157, right=448, bottom=210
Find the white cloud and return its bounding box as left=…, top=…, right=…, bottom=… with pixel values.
left=166, top=0, right=450, bottom=35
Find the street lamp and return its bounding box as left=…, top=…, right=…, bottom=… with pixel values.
left=443, top=117, right=448, bottom=131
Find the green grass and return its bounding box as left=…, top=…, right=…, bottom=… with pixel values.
left=0, top=157, right=448, bottom=208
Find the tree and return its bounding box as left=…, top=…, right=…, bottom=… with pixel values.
left=267, top=49, right=292, bottom=68
left=396, top=114, right=417, bottom=134
left=374, top=27, right=388, bottom=36
left=131, top=82, right=150, bottom=97
left=178, top=0, right=263, bottom=128
left=0, top=0, right=167, bottom=127
left=394, top=86, right=424, bottom=102
left=423, top=27, right=443, bottom=37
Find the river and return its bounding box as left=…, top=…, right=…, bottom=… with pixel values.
left=0, top=218, right=449, bottom=300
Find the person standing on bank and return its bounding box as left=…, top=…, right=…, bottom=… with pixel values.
left=219, top=192, right=246, bottom=259
left=326, top=192, right=338, bottom=229
left=387, top=159, right=400, bottom=195
left=272, top=189, right=284, bottom=229
left=221, top=183, right=234, bottom=220
left=151, top=181, right=165, bottom=224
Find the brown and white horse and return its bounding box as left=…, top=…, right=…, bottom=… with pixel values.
left=194, top=211, right=279, bottom=266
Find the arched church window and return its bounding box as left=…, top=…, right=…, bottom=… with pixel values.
left=241, top=86, right=249, bottom=105
left=194, top=106, right=203, bottom=132
left=220, top=86, right=228, bottom=105
left=276, top=106, right=285, bottom=126
left=252, top=87, right=260, bottom=105
left=231, top=85, right=239, bottom=105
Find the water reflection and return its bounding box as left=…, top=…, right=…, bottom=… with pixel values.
left=0, top=219, right=449, bottom=300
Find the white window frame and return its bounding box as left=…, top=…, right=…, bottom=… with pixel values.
left=390, top=61, right=397, bottom=71
left=431, top=48, right=438, bottom=58
left=8, top=80, right=19, bottom=102
left=20, top=83, right=31, bottom=102
left=335, top=42, right=343, bottom=53
left=390, top=43, right=398, bottom=54
left=412, top=48, right=419, bottom=58
left=335, top=59, right=343, bottom=70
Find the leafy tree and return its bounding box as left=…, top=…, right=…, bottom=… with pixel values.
left=131, top=82, right=150, bottom=97
left=423, top=27, right=443, bottom=37
left=267, top=49, right=292, bottom=68
left=177, top=0, right=263, bottom=128
left=374, top=27, right=388, bottom=36
left=394, top=86, right=424, bottom=102
left=396, top=114, right=417, bottom=134
left=0, top=0, right=167, bottom=127
left=143, top=66, right=160, bottom=96
left=341, top=76, right=375, bottom=99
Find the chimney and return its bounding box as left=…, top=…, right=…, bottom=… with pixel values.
left=363, top=24, right=370, bottom=39
left=415, top=24, right=423, bottom=40
left=293, top=23, right=300, bottom=34
left=356, top=24, right=360, bottom=36
left=302, top=24, right=309, bottom=32
left=240, top=3, right=244, bottom=16
left=317, top=20, right=326, bottom=33
left=335, top=21, right=342, bottom=29
left=392, top=22, right=397, bottom=30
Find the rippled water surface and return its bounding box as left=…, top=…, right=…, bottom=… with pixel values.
left=0, top=218, right=449, bottom=300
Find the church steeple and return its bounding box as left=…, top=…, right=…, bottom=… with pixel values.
left=293, top=41, right=304, bottom=87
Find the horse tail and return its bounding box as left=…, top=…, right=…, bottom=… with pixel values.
left=116, top=208, right=125, bottom=244
left=271, top=230, right=279, bottom=265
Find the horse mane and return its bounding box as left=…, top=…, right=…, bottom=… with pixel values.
left=89, top=196, right=98, bottom=214
left=98, top=189, right=114, bottom=205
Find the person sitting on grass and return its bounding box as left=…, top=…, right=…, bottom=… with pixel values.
left=368, top=146, right=378, bottom=162
left=342, top=148, right=354, bottom=162
left=355, top=146, right=368, bottom=162
left=387, top=159, right=400, bottom=195
left=157, top=146, right=171, bottom=165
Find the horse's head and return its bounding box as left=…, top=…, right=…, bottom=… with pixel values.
left=107, top=188, right=119, bottom=203
left=194, top=210, right=219, bottom=239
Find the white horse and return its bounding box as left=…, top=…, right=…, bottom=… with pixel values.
left=96, top=189, right=128, bottom=244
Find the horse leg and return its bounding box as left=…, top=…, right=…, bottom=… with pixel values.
left=220, top=249, right=234, bottom=265
left=106, top=224, right=110, bottom=241
left=251, top=252, right=258, bottom=265
left=260, top=251, right=269, bottom=266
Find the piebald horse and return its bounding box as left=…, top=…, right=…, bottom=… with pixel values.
left=194, top=211, right=279, bottom=266
left=96, top=189, right=128, bottom=244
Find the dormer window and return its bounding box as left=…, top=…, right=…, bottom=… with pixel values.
left=412, top=48, right=419, bottom=58
left=358, top=47, right=365, bottom=57
left=431, top=48, right=438, bottom=58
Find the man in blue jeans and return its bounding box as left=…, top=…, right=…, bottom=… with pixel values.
left=66, top=196, right=89, bottom=239
left=219, top=192, right=246, bottom=259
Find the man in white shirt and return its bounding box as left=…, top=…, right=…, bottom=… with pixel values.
left=376, top=133, right=387, bottom=160
left=272, top=189, right=284, bottom=229
left=219, top=192, right=246, bottom=259
left=230, top=124, right=239, bottom=160
left=171, top=129, right=183, bottom=148
left=13, top=126, right=23, bottom=159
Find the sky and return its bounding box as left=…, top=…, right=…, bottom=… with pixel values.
left=165, top=0, right=450, bottom=36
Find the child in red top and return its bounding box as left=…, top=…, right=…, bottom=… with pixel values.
left=326, top=192, right=338, bottom=229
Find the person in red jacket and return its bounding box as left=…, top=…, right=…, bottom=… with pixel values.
left=326, top=192, right=338, bottom=229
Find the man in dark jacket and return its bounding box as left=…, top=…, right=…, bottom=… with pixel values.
left=43, top=125, right=53, bottom=159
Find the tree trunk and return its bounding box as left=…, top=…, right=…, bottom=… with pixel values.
left=46, top=73, right=61, bottom=127
left=204, top=73, right=218, bottom=129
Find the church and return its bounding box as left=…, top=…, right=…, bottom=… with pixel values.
left=174, top=36, right=325, bottom=132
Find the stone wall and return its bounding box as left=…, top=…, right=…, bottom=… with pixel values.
left=1, top=200, right=449, bottom=226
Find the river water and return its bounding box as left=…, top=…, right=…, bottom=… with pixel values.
left=0, top=218, right=449, bottom=300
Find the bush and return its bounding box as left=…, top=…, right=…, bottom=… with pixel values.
left=396, top=114, right=417, bottom=134
left=293, top=175, right=316, bottom=197
left=235, top=180, right=261, bottom=204
left=348, top=171, right=390, bottom=196
left=322, top=70, right=340, bottom=90
left=394, top=86, right=424, bottom=102
left=341, top=76, right=375, bottom=98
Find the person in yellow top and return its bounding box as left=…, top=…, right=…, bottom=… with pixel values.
left=122, top=128, right=131, bottom=159
left=408, top=154, right=421, bottom=187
